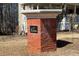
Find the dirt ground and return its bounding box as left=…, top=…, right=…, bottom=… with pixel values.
left=0, top=35, right=27, bottom=56
left=0, top=32, right=79, bottom=56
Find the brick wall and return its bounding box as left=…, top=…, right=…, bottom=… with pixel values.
left=41, top=18, right=56, bottom=52
left=27, top=18, right=56, bottom=54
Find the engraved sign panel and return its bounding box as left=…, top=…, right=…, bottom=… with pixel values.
left=30, top=26, right=38, bottom=33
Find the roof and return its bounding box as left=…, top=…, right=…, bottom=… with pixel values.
left=21, top=9, right=62, bottom=13
left=23, top=12, right=61, bottom=18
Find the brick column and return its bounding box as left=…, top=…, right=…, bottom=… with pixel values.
left=27, top=18, right=56, bottom=54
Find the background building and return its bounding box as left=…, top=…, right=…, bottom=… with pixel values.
left=57, top=3, right=79, bottom=31
left=18, top=3, right=27, bottom=35
left=18, top=3, right=62, bottom=34
left=18, top=3, right=79, bottom=33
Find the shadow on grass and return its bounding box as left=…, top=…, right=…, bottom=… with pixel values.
left=57, top=40, right=72, bottom=48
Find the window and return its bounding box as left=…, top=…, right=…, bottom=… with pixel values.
left=23, top=4, right=62, bottom=10
left=39, top=4, right=62, bottom=9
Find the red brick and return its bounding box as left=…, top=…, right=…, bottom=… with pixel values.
left=27, top=18, right=56, bottom=54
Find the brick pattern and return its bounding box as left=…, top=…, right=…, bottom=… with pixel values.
left=41, top=19, right=56, bottom=52
left=27, top=18, right=41, bottom=54
left=27, top=18, right=56, bottom=54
